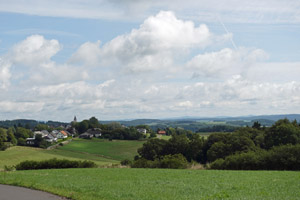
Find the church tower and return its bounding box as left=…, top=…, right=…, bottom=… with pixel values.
left=73, top=116, right=77, bottom=123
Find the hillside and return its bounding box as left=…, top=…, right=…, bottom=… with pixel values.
left=0, top=138, right=144, bottom=170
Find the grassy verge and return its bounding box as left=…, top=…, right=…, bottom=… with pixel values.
left=0, top=168, right=299, bottom=200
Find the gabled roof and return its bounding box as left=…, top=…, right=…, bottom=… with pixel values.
left=60, top=130, right=68, bottom=136
left=41, top=130, right=49, bottom=135
left=157, top=130, right=166, bottom=134
left=86, top=128, right=102, bottom=135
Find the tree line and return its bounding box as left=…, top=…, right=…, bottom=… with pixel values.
left=72, top=117, right=155, bottom=140
left=130, top=119, right=300, bottom=170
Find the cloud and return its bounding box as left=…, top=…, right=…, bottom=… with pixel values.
left=0, top=58, right=12, bottom=89
left=73, top=11, right=214, bottom=73
left=10, top=35, right=61, bottom=67
left=69, top=41, right=102, bottom=66
left=0, top=10, right=299, bottom=121
left=1, top=0, right=300, bottom=23
left=32, top=80, right=115, bottom=98
left=2, top=35, right=89, bottom=86
left=187, top=48, right=269, bottom=78
left=0, top=101, right=44, bottom=113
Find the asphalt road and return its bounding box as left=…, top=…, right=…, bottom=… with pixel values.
left=0, top=184, right=65, bottom=200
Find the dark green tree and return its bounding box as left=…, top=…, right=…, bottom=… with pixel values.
left=78, top=120, right=89, bottom=134
left=89, top=116, right=100, bottom=128
left=7, top=128, right=17, bottom=145
left=137, top=138, right=168, bottom=160
left=265, top=119, right=300, bottom=149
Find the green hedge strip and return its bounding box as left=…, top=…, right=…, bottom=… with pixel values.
left=15, top=158, right=97, bottom=170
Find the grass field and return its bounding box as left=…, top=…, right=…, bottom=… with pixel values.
left=57, top=138, right=144, bottom=161
left=0, top=146, right=118, bottom=169
left=0, top=139, right=144, bottom=170
left=0, top=168, right=299, bottom=200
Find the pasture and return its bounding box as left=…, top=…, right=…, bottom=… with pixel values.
left=0, top=146, right=117, bottom=170
left=57, top=138, right=144, bottom=160
left=0, top=139, right=144, bottom=170
left=1, top=168, right=299, bottom=200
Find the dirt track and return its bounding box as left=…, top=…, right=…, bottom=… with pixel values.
left=0, top=184, right=65, bottom=200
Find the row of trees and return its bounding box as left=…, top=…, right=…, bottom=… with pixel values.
left=0, top=127, right=35, bottom=150
left=0, top=123, right=66, bottom=150
left=131, top=119, right=300, bottom=170
left=72, top=117, right=154, bottom=140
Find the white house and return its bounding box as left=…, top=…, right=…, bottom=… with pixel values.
left=56, top=130, right=68, bottom=139
left=137, top=128, right=147, bottom=134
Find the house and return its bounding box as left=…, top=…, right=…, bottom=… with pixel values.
left=56, top=130, right=68, bottom=139
left=86, top=128, right=102, bottom=138
left=157, top=130, right=166, bottom=135
left=79, top=132, right=93, bottom=139
left=66, top=127, right=77, bottom=137
left=41, top=130, right=50, bottom=136
left=50, top=130, right=59, bottom=138
left=44, top=135, right=54, bottom=143
left=47, top=133, right=57, bottom=142
left=26, top=138, right=35, bottom=145
left=137, top=128, right=147, bottom=134
left=34, top=130, right=48, bottom=138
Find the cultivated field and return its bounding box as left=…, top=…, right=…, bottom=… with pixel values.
left=0, top=168, right=299, bottom=200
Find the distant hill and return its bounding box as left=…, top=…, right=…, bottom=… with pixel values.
left=1, top=114, right=299, bottom=131
left=100, top=114, right=300, bottom=132
left=0, top=119, right=69, bottom=129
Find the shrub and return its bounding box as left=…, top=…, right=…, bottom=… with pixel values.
left=15, top=158, right=97, bottom=170
left=4, top=165, right=15, bottom=171
left=131, top=154, right=189, bottom=169
left=130, top=158, right=158, bottom=168
left=210, top=144, right=300, bottom=170
left=159, top=154, right=188, bottom=169
left=120, top=159, right=132, bottom=166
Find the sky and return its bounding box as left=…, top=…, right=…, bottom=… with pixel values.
left=0, top=0, right=300, bottom=122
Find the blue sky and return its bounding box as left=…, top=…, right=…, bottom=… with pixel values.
left=0, top=0, right=299, bottom=122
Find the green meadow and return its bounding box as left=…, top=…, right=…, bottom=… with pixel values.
left=1, top=168, right=299, bottom=200
left=0, top=139, right=144, bottom=170
left=57, top=138, right=144, bottom=161
left=0, top=146, right=117, bottom=170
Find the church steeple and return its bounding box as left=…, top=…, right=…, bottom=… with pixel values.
left=73, top=116, right=77, bottom=123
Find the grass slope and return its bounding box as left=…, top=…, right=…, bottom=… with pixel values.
left=0, top=146, right=116, bottom=170
left=57, top=138, right=144, bottom=161
left=0, top=138, right=143, bottom=170
left=1, top=168, right=299, bottom=200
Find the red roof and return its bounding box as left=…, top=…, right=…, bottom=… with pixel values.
left=60, top=131, right=68, bottom=136
left=158, top=130, right=166, bottom=135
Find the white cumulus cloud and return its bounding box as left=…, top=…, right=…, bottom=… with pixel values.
left=10, top=35, right=61, bottom=67
left=187, top=48, right=269, bottom=78
left=0, top=58, right=12, bottom=89
left=71, top=11, right=215, bottom=73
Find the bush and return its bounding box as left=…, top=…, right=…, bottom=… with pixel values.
left=210, top=144, right=300, bottom=170
left=120, top=159, right=132, bottom=166
left=131, top=154, right=189, bottom=169
left=130, top=158, right=158, bottom=168
left=15, top=158, right=97, bottom=170
left=4, top=165, right=15, bottom=171
left=160, top=154, right=188, bottom=169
